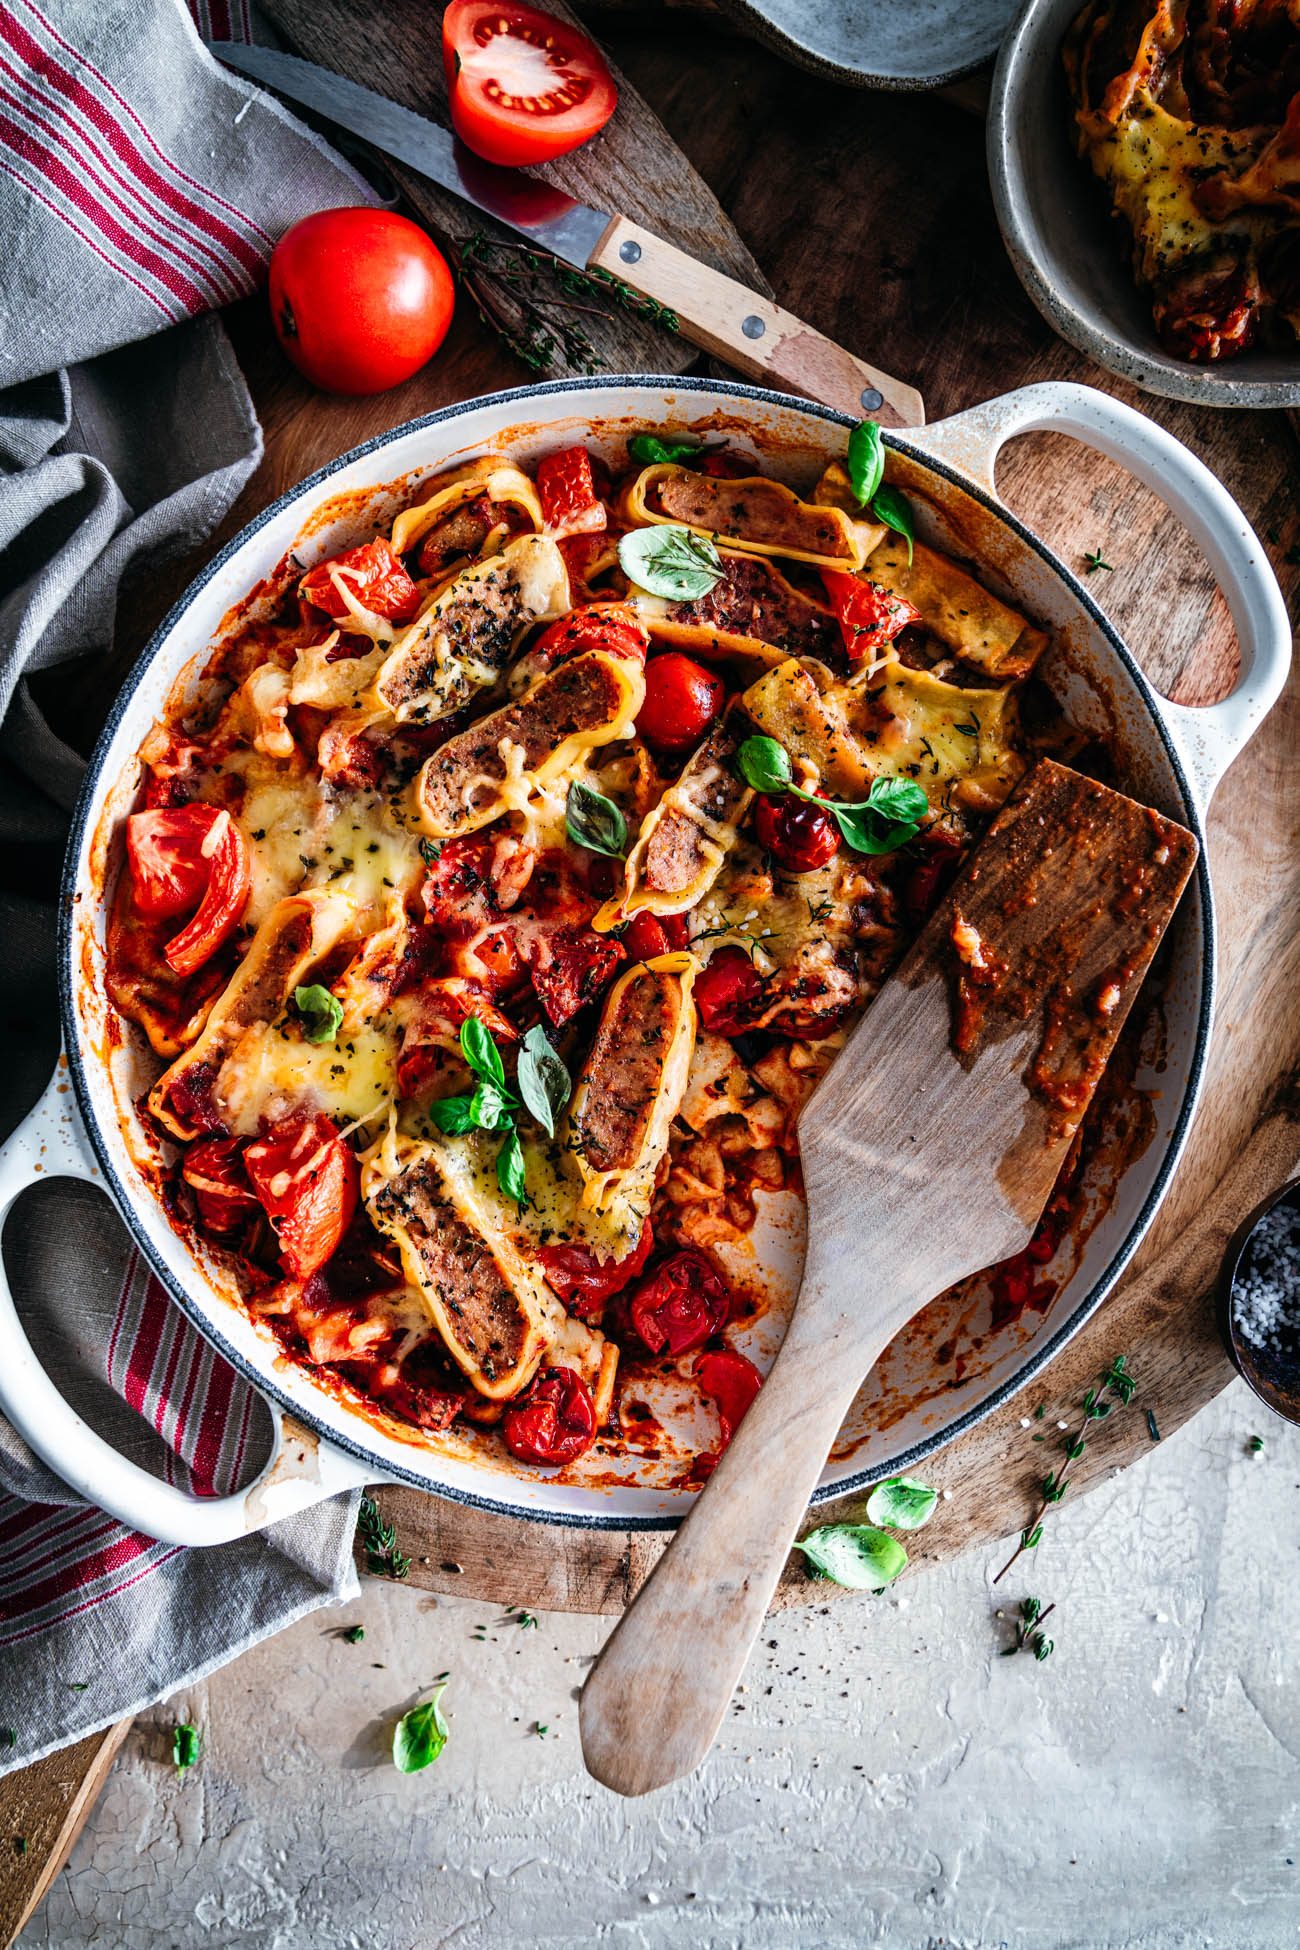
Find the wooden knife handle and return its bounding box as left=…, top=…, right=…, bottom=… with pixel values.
left=578, top=1303, right=885, bottom=1798
left=588, top=214, right=925, bottom=429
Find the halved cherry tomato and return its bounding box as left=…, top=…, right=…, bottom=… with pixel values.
left=539, top=1221, right=653, bottom=1322
left=300, top=538, right=421, bottom=623
left=531, top=602, right=647, bottom=669
left=821, top=569, right=922, bottom=665
left=636, top=653, right=725, bottom=756
left=269, top=208, right=455, bottom=396
left=754, top=793, right=840, bottom=873
left=526, top=925, right=625, bottom=1026
left=536, top=446, right=607, bottom=539
left=245, top=1113, right=359, bottom=1281
left=696, top=1346, right=762, bottom=1447
left=502, top=1365, right=598, bottom=1465
left=443, top=0, right=617, bottom=168
left=127, top=805, right=252, bottom=978
left=181, top=1136, right=259, bottom=1237
left=623, top=910, right=690, bottom=962
left=903, top=833, right=964, bottom=926
left=693, top=946, right=763, bottom=1038
left=629, top=1249, right=731, bottom=1357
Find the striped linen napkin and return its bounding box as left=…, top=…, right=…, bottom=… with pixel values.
left=0, top=0, right=378, bottom=1773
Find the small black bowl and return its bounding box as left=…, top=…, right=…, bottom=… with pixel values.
left=1218, top=1179, right=1300, bottom=1424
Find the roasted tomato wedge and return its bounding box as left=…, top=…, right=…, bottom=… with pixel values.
left=635, top=653, right=725, bottom=756
left=821, top=569, right=922, bottom=664
left=622, top=910, right=690, bottom=961
left=536, top=445, right=608, bottom=539
left=531, top=601, right=647, bottom=669
left=526, top=925, right=626, bottom=1027
left=300, top=538, right=422, bottom=622
left=628, top=1249, right=731, bottom=1357
left=693, top=946, right=763, bottom=1038
left=502, top=1365, right=598, bottom=1465
left=538, top=1221, right=653, bottom=1322
left=181, top=1136, right=259, bottom=1237
left=754, top=793, right=840, bottom=873
left=244, top=1113, right=360, bottom=1281
left=696, top=1346, right=762, bottom=1447
left=442, top=0, right=617, bottom=167
left=127, top=805, right=251, bottom=978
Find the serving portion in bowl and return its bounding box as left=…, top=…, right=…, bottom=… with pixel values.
left=0, top=377, right=1286, bottom=1543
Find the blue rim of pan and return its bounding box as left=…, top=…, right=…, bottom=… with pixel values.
left=58, top=374, right=1213, bottom=1532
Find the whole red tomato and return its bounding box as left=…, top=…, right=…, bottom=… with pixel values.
left=635, top=653, right=725, bottom=756
left=443, top=0, right=617, bottom=167
left=269, top=208, right=455, bottom=396
left=628, top=1250, right=732, bottom=1357
left=754, top=793, right=840, bottom=873
left=502, top=1366, right=597, bottom=1465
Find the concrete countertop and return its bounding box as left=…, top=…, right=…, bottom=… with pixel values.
left=19, top=1385, right=1298, bottom=1949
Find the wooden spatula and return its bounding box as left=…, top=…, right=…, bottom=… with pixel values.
left=580, top=758, right=1198, bottom=1797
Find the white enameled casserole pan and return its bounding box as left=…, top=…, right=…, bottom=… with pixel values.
left=0, top=377, right=1288, bottom=1545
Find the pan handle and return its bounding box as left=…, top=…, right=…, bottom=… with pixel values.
left=904, top=381, right=1292, bottom=811
left=0, top=1067, right=373, bottom=1547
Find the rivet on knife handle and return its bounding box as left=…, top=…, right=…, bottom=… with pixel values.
left=589, top=215, right=925, bottom=429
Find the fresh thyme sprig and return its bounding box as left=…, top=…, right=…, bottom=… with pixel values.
left=1000, top=1595, right=1056, bottom=1661
left=994, top=1355, right=1137, bottom=1586
left=1083, top=547, right=1114, bottom=573
left=457, top=232, right=679, bottom=377
left=357, top=1495, right=411, bottom=1581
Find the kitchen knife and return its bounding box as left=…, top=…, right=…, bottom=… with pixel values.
left=210, top=42, right=924, bottom=428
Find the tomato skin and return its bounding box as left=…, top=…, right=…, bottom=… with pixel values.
left=300, top=538, right=421, bottom=622
left=754, top=793, right=840, bottom=873
left=696, top=1347, right=762, bottom=1446
left=245, top=1114, right=359, bottom=1281
left=536, top=446, right=607, bottom=539
left=636, top=653, right=725, bottom=756
left=693, top=946, right=763, bottom=1038
left=502, top=1365, right=598, bottom=1465
left=628, top=1250, right=731, bottom=1357
left=443, top=0, right=617, bottom=167
left=623, top=910, right=689, bottom=961
left=538, top=1221, right=653, bottom=1322
left=903, top=833, right=964, bottom=926
left=181, top=1136, right=259, bottom=1237
left=269, top=208, right=455, bottom=396
left=821, top=569, right=922, bottom=664
left=531, top=602, right=647, bottom=669
left=127, top=805, right=252, bottom=978
left=525, top=924, right=626, bottom=1027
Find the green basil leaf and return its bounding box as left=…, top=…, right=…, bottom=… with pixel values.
left=864, top=1475, right=939, bottom=1532
left=867, top=777, right=928, bottom=823
left=460, top=1015, right=506, bottom=1087
left=831, top=776, right=929, bottom=856
left=628, top=433, right=702, bottom=468
left=617, top=523, right=723, bottom=602
left=872, top=483, right=915, bottom=564
left=736, top=735, right=793, bottom=795
left=469, top=1079, right=515, bottom=1131
left=293, top=983, right=343, bottom=1045
left=171, top=1723, right=202, bottom=1778
left=566, top=779, right=628, bottom=859
left=392, top=1681, right=448, bottom=1774
left=428, top=1094, right=478, bottom=1136
left=497, top=1127, right=528, bottom=1207
left=846, top=419, right=885, bottom=509
left=517, top=1024, right=571, bottom=1139
left=794, top=1525, right=908, bottom=1591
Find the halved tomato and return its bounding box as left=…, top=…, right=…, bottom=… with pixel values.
left=126, top=805, right=252, bottom=978
left=442, top=0, right=617, bottom=167
left=821, top=569, right=922, bottom=665
left=530, top=601, right=647, bottom=670
left=300, top=538, right=421, bottom=623
left=245, top=1113, right=359, bottom=1281
left=181, top=1136, right=259, bottom=1238
left=536, top=446, right=607, bottom=539
left=696, top=1347, right=762, bottom=1448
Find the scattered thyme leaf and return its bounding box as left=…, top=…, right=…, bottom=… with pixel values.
left=172, top=1724, right=202, bottom=1779
left=1083, top=548, right=1113, bottom=573
left=343, top=1624, right=366, bottom=1645
left=357, top=1495, right=410, bottom=1581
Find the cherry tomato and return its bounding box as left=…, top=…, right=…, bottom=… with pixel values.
left=245, top=1113, right=359, bottom=1281
left=623, top=910, right=690, bottom=961
left=531, top=602, right=647, bottom=669
left=536, top=446, right=607, bottom=539
left=442, top=0, right=617, bottom=168
left=821, top=569, right=922, bottom=665
left=635, top=653, right=725, bottom=756
left=539, top=1221, right=653, bottom=1321
left=903, top=834, right=964, bottom=926
left=502, top=1365, right=598, bottom=1465
left=754, top=793, right=840, bottom=873
left=693, top=945, right=763, bottom=1038
left=300, top=538, right=421, bottom=622
left=696, top=1346, right=762, bottom=1446
left=628, top=1249, right=732, bottom=1357
left=269, top=208, right=455, bottom=396
left=181, top=1136, right=259, bottom=1237
left=526, top=925, right=626, bottom=1027
left=127, top=805, right=251, bottom=978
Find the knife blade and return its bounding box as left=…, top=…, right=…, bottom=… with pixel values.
left=210, top=41, right=924, bottom=427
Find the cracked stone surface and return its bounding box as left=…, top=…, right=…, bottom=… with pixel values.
left=18, top=1383, right=1299, bottom=1949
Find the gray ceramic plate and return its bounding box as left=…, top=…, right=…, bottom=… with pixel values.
left=715, top=0, right=1017, bottom=89
left=989, top=0, right=1300, bottom=407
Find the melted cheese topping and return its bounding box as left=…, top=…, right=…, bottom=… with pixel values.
left=1088, top=95, right=1259, bottom=283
